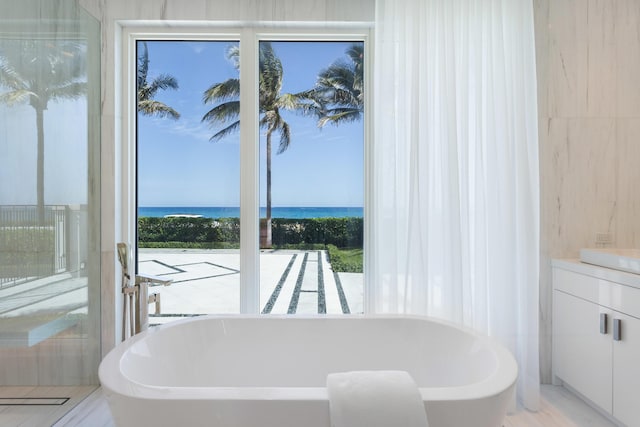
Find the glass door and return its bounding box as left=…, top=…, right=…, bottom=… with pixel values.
left=254, top=40, right=365, bottom=314
left=136, top=40, right=242, bottom=321
left=134, top=33, right=366, bottom=318
left=0, top=0, right=101, bottom=386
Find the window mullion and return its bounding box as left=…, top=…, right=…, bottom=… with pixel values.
left=239, top=28, right=260, bottom=314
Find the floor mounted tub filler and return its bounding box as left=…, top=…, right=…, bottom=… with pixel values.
left=99, top=315, right=517, bottom=427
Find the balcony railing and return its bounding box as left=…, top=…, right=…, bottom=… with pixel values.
left=0, top=205, right=69, bottom=288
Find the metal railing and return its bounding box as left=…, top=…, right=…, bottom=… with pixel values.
left=0, top=205, right=68, bottom=288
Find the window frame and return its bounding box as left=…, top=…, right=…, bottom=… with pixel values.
left=121, top=24, right=372, bottom=314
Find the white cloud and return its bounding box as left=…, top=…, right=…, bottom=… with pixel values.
left=188, top=42, right=206, bottom=54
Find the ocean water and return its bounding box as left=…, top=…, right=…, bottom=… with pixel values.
left=138, top=206, right=363, bottom=219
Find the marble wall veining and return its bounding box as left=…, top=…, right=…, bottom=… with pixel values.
left=536, top=0, right=640, bottom=383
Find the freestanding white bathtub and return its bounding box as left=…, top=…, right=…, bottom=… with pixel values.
left=99, top=315, right=517, bottom=427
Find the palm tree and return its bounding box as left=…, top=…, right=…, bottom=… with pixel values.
left=137, top=42, right=180, bottom=120
left=307, top=43, right=364, bottom=128
left=0, top=40, right=87, bottom=222
left=202, top=42, right=301, bottom=248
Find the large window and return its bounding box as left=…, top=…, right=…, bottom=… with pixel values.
left=131, top=30, right=368, bottom=319
left=136, top=40, right=242, bottom=317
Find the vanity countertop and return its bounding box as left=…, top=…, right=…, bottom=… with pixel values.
left=579, top=248, right=640, bottom=275
left=552, top=257, right=640, bottom=290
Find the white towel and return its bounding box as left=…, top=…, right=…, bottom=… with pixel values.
left=326, top=370, right=429, bottom=427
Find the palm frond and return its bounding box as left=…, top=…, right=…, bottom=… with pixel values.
left=347, top=44, right=364, bottom=92
left=226, top=45, right=240, bottom=71
left=318, top=62, right=355, bottom=90
left=210, top=120, right=240, bottom=142
left=138, top=100, right=180, bottom=119
left=276, top=120, right=291, bottom=154
left=134, top=41, right=180, bottom=119
left=295, top=101, right=326, bottom=119
left=346, top=44, right=364, bottom=64
left=318, top=108, right=362, bottom=128
left=0, top=63, right=28, bottom=91
left=137, top=42, right=149, bottom=89
left=146, top=74, right=178, bottom=98
left=203, top=78, right=240, bottom=104
left=259, top=114, right=270, bottom=129
left=278, top=91, right=327, bottom=119
left=259, top=42, right=284, bottom=109
left=202, top=41, right=297, bottom=153
left=0, top=89, right=33, bottom=106
left=47, top=81, right=87, bottom=100
left=276, top=93, right=301, bottom=110
left=0, top=39, right=87, bottom=108
left=276, top=92, right=320, bottom=112
left=261, top=110, right=278, bottom=131
left=311, top=42, right=364, bottom=128
left=202, top=100, right=240, bottom=126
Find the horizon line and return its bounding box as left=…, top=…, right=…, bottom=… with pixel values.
left=139, top=205, right=364, bottom=208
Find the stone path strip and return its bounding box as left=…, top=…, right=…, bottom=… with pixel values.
left=332, top=270, right=351, bottom=314
left=136, top=249, right=362, bottom=318
left=272, top=250, right=348, bottom=315
left=287, top=252, right=308, bottom=314
left=261, top=254, right=297, bottom=314
left=317, top=251, right=326, bottom=314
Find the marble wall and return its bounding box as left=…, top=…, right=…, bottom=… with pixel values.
left=535, top=0, right=640, bottom=383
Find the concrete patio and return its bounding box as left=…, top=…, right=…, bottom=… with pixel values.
left=137, top=248, right=364, bottom=323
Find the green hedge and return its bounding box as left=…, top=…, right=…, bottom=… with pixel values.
left=138, top=217, right=240, bottom=244
left=271, top=218, right=363, bottom=247
left=140, top=241, right=239, bottom=250
left=137, top=217, right=363, bottom=248
left=0, top=228, right=55, bottom=278
left=326, top=244, right=363, bottom=273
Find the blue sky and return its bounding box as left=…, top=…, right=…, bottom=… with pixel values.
left=0, top=94, right=88, bottom=205
left=0, top=38, right=92, bottom=206
left=138, top=40, right=364, bottom=208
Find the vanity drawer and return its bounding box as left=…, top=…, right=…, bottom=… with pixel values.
left=599, top=281, right=640, bottom=319
left=553, top=268, right=599, bottom=302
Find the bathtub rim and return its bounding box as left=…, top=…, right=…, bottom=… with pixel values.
left=99, top=314, right=517, bottom=403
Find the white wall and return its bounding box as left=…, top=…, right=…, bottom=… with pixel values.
left=535, top=0, right=640, bottom=383
left=77, top=0, right=375, bottom=355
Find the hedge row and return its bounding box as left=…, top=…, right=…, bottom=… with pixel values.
left=0, top=228, right=55, bottom=278
left=326, top=244, right=363, bottom=273
left=138, top=217, right=240, bottom=244
left=137, top=217, right=363, bottom=248
left=271, top=218, right=362, bottom=247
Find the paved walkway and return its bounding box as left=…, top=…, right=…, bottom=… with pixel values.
left=0, top=249, right=363, bottom=343
left=137, top=249, right=363, bottom=321
left=0, top=273, right=88, bottom=347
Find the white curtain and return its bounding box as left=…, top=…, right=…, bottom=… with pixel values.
left=372, top=0, right=540, bottom=411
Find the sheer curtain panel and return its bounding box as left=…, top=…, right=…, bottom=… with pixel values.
left=372, top=0, right=540, bottom=410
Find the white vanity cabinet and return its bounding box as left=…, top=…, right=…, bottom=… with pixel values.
left=612, top=310, right=640, bottom=427
left=553, top=260, right=640, bottom=427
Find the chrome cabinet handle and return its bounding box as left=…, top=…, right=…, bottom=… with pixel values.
left=613, top=319, right=622, bottom=341
left=600, top=313, right=608, bottom=334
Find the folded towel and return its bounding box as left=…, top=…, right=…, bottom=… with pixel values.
left=326, top=370, right=429, bottom=427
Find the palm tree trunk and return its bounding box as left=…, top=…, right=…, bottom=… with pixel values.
left=262, top=130, right=273, bottom=248
left=36, top=107, right=45, bottom=223
left=266, top=130, right=272, bottom=221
